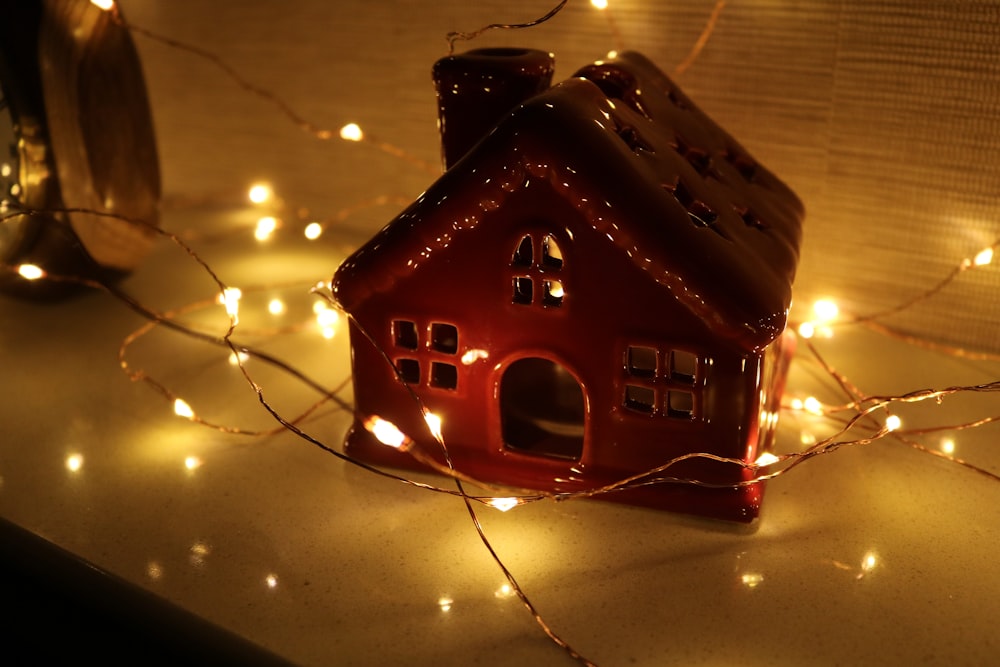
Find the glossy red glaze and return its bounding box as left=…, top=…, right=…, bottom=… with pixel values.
left=333, top=50, right=803, bottom=522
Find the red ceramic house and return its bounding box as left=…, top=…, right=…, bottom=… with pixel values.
left=332, top=50, right=803, bottom=522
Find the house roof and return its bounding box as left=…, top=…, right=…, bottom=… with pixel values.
left=333, top=51, right=803, bottom=350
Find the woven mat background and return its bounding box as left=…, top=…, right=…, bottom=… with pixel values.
left=123, top=0, right=1000, bottom=353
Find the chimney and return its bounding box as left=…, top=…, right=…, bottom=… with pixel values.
left=432, top=48, right=555, bottom=170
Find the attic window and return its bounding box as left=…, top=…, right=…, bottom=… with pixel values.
left=543, top=280, right=564, bottom=307
left=513, top=276, right=533, bottom=304
left=542, top=235, right=563, bottom=268
left=513, top=235, right=533, bottom=266
left=393, top=320, right=418, bottom=350
left=510, top=233, right=566, bottom=308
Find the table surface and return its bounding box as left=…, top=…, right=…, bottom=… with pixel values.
left=1, top=203, right=998, bottom=666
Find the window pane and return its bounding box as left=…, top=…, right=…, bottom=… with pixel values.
left=543, top=280, right=564, bottom=307
left=513, top=276, right=533, bottom=305
left=512, top=235, right=533, bottom=266
left=396, top=358, right=420, bottom=384
left=430, top=323, right=458, bottom=354
left=430, top=362, right=458, bottom=390
left=542, top=234, right=563, bottom=269
left=666, top=390, right=694, bottom=419
left=393, top=320, right=418, bottom=350
left=670, top=350, right=697, bottom=382
left=624, top=384, right=655, bottom=413
left=627, top=345, right=657, bottom=377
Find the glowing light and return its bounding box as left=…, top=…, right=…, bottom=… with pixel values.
left=254, top=216, right=278, bottom=241
left=812, top=298, right=839, bottom=322
left=940, top=437, right=956, bottom=455
left=90, top=0, right=114, bottom=10
left=591, top=0, right=609, bottom=9
left=365, top=416, right=409, bottom=450
left=189, top=542, right=210, bottom=567
left=754, top=452, right=780, bottom=468
left=146, top=561, right=163, bottom=581
left=861, top=552, right=878, bottom=573
left=339, top=123, right=363, bottom=142
left=488, top=497, right=520, bottom=512
left=65, top=453, right=84, bottom=472
left=219, top=287, right=242, bottom=322
left=789, top=397, right=804, bottom=411
left=173, top=398, right=195, bottom=420
left=184, top=455, right=202, bottom=471
left=741, top=573, right=764, bottom=589
left=797, top=322, right=815, bottom=339
left=0, top=163, right=11, bottom=177
left=800, top=431, right=817, bottom=446
left=315, top=305, right=339, bottom=339
left=495, top=583, right=515, bottom=599
left=424, top=411, right=443, bottom=442
left=16, top=264, right=45, bottom=280
left=885, top=414, right=902, bottom=432
left=248, top=183, right=272, bottom=205
left=304, top=222, right=323, bottom=240
left=268, top=298, right=285, bottom=315
left=228, top=350, right=249, bottom=365
left=803, top=396, right=823, bottom=415
left=460, top=348, right=489, bottom=365
left=438, top=596, right=453, bottom=612
left=265, top=574, right=279, bottom=589
left=973, top=247, right=994, bottom=266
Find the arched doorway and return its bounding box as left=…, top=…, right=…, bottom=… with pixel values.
left=500, top=357, right=585, bottom=460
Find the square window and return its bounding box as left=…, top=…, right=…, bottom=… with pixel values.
left=670, top=350, right=697, bottom=383
left=624, top=384, right=655, bottom=413
left=395, top=358, right=420, bottom=384
left=666, top=390, right=694, bottom=419
left=430, top=362, right=458, bottom=390
left=542, top=280, right=564, bottom=307
left=393, top=320, right=418, bottom=350
left=626, top=346, right=657, bottom=377
left=430, top=323, right=458, bottom=354
left=513, top=276, right=533, bottom=305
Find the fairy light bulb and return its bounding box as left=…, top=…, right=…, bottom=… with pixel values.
left=228, top=350, right=249, bottom=366
left=812, top=298, right=839, bottom=322
left=423, top=411, right=444, bottom=442
left=488, top=497, right=520, bottom=512
left=90, top=0, right=114, bottom=10
left=248, top=183, right=272, bottom=205
left=437, top=596, right=453, bottom=612
left=797, top=321, right=815, bottom=339
left=304, top=222, right=323, bottom=240
left=591, top=0, right=609, bottom=9
left=267, top=298, right=285, bottom=315
left=65, top=453, right=84, bottom=472
left=885, top=414, right=902, bottom=432
left=254, top=216, right=278, bottom=241
left=16, top=264, right=45, bottom=280
left=339, top=123, right=363, bottom=142
left=861, top=552, right=878, bottom=573
left=315, top=305, right=339, bottom=339
left=803, top=396, right=823, bottom=415
left=184, top=455, right=202, bottom=471
left=973, top=247, right=994, bottom=266
left=365, top=416, right=409, bottom=449
left=940, top=437, right=956, bottom=455
left=265, top=574, right=279, bottom=589
left=219, top=287, right=242, bottom=323
left=174, top=398, right=195, bottom=420
left=754, top=452, right=780, bottom=468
